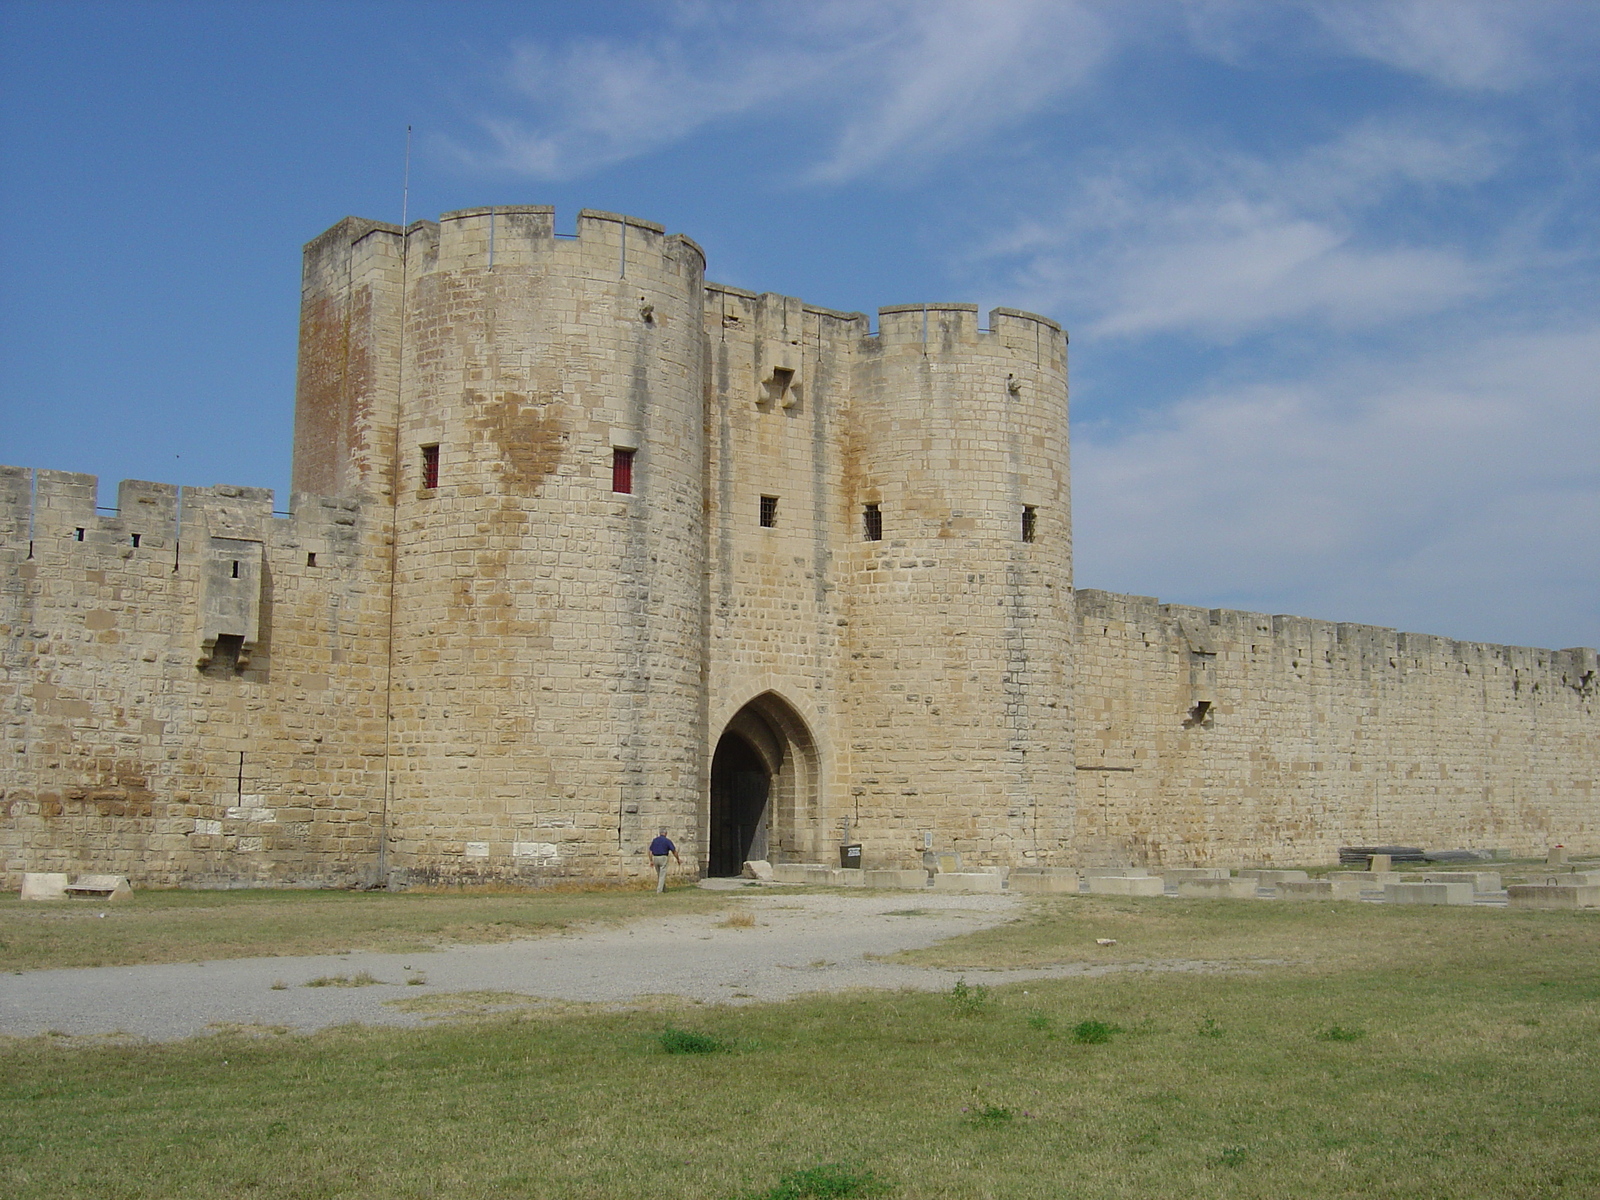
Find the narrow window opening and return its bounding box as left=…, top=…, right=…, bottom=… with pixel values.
left=130, top=533, right=141, bottom=548
left=759, top=495, right=778, bottom=528
left=612, top=448, right=635, bottom=494
left=306, top=552, right=317, bottom=567
left=862, top=503, right=882, bottom=541
left=231, top=560, right=240, bottom=579
left=75, top=528, right=85, bottom=541
left=1021, top=506, right=1037, bottom=543
left=421, top=443, right=440, bottom=490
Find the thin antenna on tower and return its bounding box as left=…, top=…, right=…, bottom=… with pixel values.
left=401, top=124, right=412, bottom=233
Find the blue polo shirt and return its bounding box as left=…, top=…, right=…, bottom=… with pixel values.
left=649, top=836, right=675, bottom=856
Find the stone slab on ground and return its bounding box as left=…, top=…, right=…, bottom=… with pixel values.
left=1174, top=877, right=1257, bottom=900
left=741, top=860, right=774, bottom=881
left=19, top=872, right=68, bottom=901
left=1522, top=871, right=1600, bottom=888
left=1507, top=884, right=1600, bottom=910
left=1010, top=871, right=1081, bottom=895
left=1161, top=868, right=1231, bottom=882
left=1082, top=866, right=1150, bottom=879
left=932, top=872, right=1004, bottom=894
left=771, top=864, right=822, bottom=884
left=1419, top=871, right=1501, bottom=892
left=1386, top=881, right=1475, bottom=906
left=1329, top=871, right=1402, bottom=886
left=65, top=874, right=133, bottom=901
left=1085, top=875, right=1165, bottom=897
left=1238, top=870, right=1310, bottom=884
left=1277, top=878, right=1364, bottom=901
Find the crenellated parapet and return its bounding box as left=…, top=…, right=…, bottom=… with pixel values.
left=1074, top=588, right=1598, bottom=863
left=4, top=203, right=1593, bottom=890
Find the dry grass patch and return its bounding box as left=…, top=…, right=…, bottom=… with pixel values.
left=0, top=885, right=736, bottom=972
left=892, top=893, right=1589, bottom=978
left=3, top=918, right=1598, bottom=1198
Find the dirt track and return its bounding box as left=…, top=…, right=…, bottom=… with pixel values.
left=0, top=889, right=1226, bottom=1042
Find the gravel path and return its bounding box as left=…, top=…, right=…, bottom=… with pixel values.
left=0, top=889, right=1227, bottom=1042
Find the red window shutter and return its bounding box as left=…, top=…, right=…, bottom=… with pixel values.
left=612, top=448, right=634, bottom=494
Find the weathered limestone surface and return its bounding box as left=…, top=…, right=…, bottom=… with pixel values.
left=1074, top=590, right=1597, bottom=866
left=1175, top=877, right=1258, bottom=899
left=1508, top=884, right=1600, bottom=910
left=1010, top=869, right=1081, bottom=894
left=1085, top=875, right=1165, bottom=896
left=1386, top=881, right=1476, bottom=906
left=2, top=203, right=1595, bottom=890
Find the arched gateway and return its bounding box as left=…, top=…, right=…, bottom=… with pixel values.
left=707, top=693, right=819, bottom=877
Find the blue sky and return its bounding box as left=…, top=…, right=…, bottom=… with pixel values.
left=2, top=0, right=1596, bottom=650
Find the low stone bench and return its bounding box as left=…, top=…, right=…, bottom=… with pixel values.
left=1507, top=883, right=1600, bottom=910
left=1419, top=871, right=1501, bottom=892
left=64, top=874, right=133, bottom=901
left=1085, top=875, right=1164, bottom=897
left=863, top=868, right=928, bottom=890
left=1161, top=868, right=1230, bottom=882
left=1386, top=881, right=1474, bottom=906
left=771, top=863, right=826, bottom=884
left=932, top=872, right=1004, bottom=894
left=1329, top=871, right=1401, bottom=886
left=1277, top=877, right=1364, bottom=901
left=1010, top=869, right=1081, bottom=895
left=1237, top=869, right=1310, bottom=885
left=1083, top=866, right=1148, bottom=878
left=1175, top=877, right=1257, bottom=900
left=20, top=872, right=69, bottom=901
left=1523, top=871, right=1600, bottom=888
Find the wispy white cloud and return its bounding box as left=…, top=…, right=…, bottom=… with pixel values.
left=985, top=122, right=1507, bottom=338
left=1308, top=0, right=1571, bottom=91
left=451, top=0, right=1599, bottom=182
left=807, top=0, right=1111, bottom=182
left=1072, top=322, right=1600, bottom=648
left=449, top=0, right=1114, bottom=181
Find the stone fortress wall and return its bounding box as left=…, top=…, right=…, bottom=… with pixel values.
left=1, top=204, right=1594, bottom=888
left=1074, top=591, right=1597, bottom=864
left=0, top=469, right=389, bottom=886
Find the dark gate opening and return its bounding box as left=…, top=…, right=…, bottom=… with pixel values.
left=709, top=732, right=770, bottom=877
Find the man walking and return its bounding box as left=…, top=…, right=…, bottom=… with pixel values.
left=648, top=828, right=681, bottom=893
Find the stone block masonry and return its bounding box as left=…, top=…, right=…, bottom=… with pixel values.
left=2, top=202, right=1596, bottom=890
left=1074, top=590, right=1596, bottom=867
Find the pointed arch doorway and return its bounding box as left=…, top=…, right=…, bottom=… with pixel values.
left=708, top=693, right=819, bottom=877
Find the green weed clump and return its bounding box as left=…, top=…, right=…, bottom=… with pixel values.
left=1196, top=1016, right=1224, bottom=1038
left=1026, top=1012, right=1053, bottom=1032
left=659, top=1027, right=725, bottom=1055
left=1316, top=1025, right=1367, bottom=1042
left=1071, top=1018, right=1121, bottom=1044
left=947, top=977, right=989, bottom=1015
left=737, top=1163, right=884, bottom=1198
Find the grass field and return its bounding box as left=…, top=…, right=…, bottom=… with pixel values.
left=0, top=884, right=734, bottom=972
left=3, top=891, right=1598, bottom=1199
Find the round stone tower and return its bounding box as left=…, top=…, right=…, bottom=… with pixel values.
left=294, top=207, right=708, bottom=881
left=842, top=303, right=1073, bottom=867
